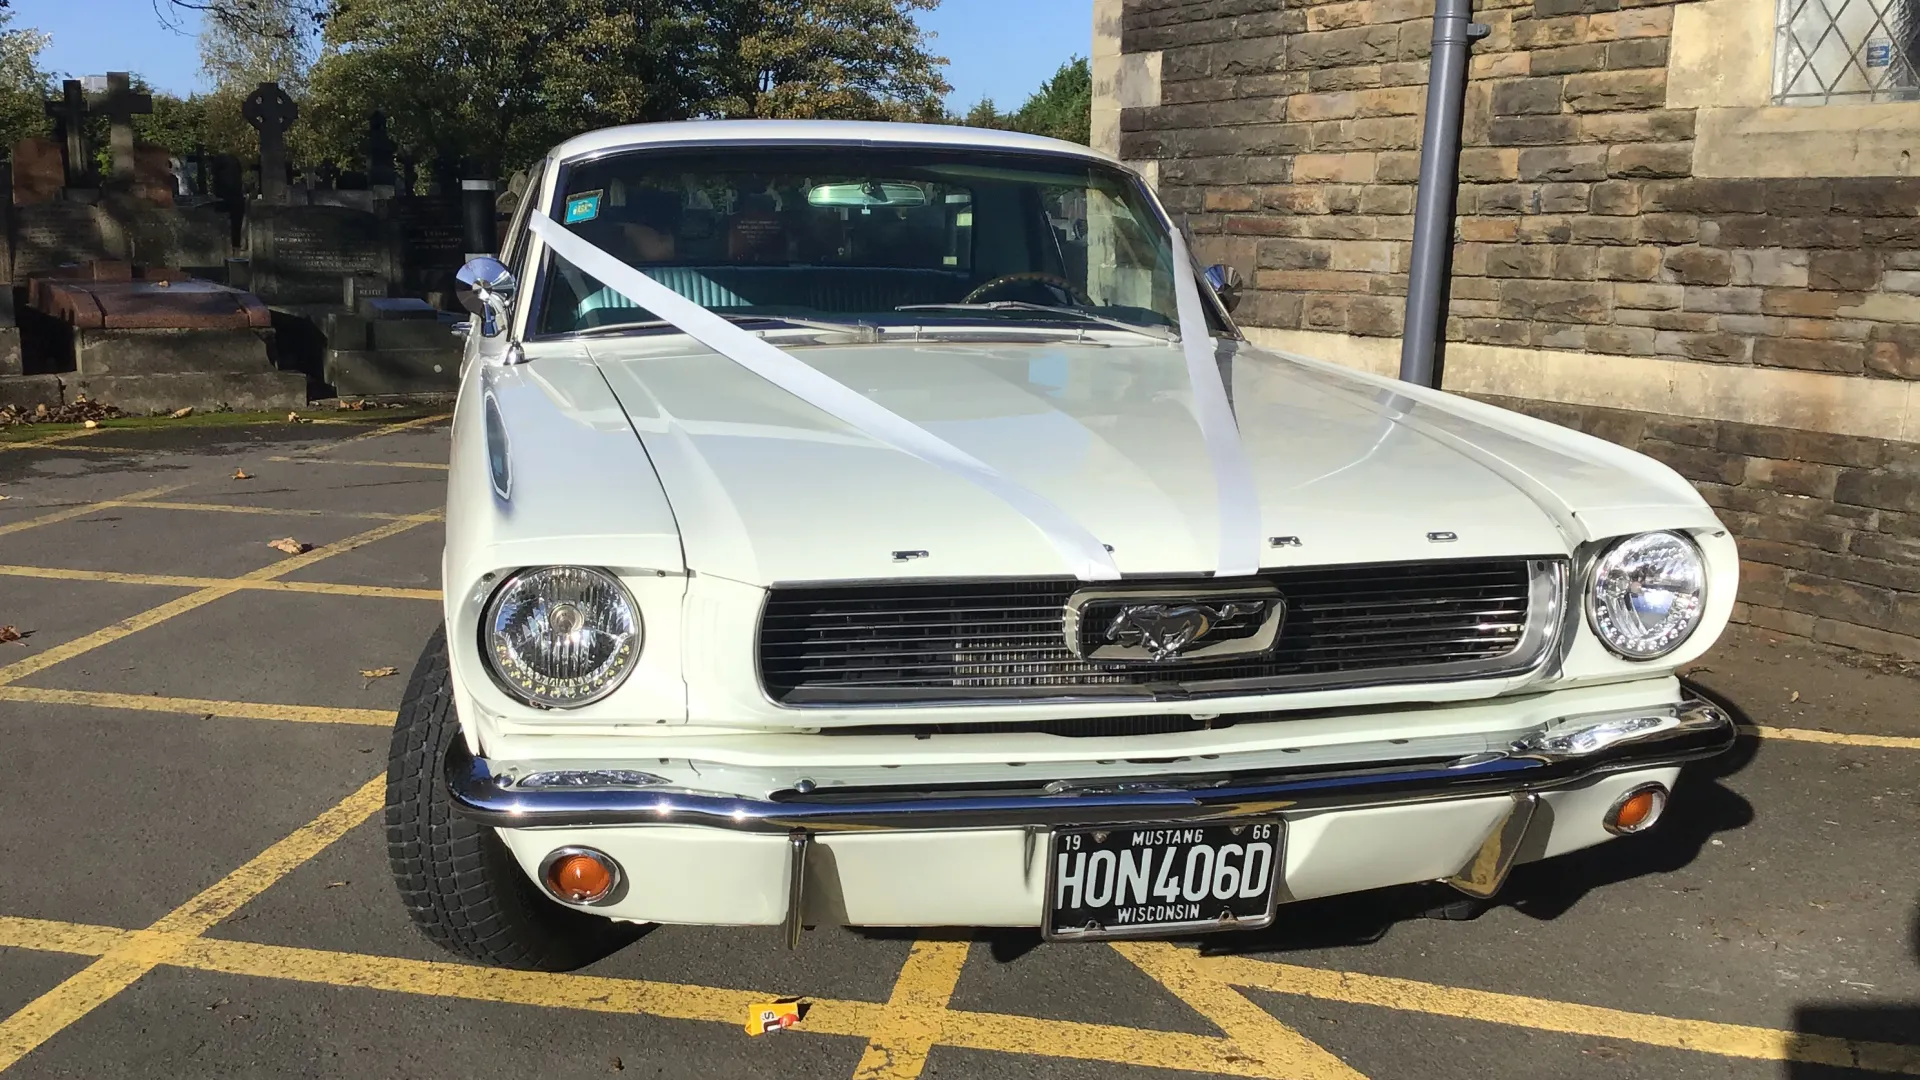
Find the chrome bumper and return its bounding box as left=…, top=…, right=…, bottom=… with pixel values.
left=446, top=697, right=1735, bottom=833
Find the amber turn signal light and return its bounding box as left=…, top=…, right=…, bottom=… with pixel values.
left=1603, top=784, right=1668, bottom=836
left=541, top=847, right=621, bottom=905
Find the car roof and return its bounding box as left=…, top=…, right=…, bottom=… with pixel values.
left=548, top=119, right=1120, bottom=166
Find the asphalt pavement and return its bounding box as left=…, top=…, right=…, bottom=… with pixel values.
left=0, top=414, right=1914, bottom=1080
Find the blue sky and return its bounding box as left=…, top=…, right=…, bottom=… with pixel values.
left=32, top=0, right=1092, bottom=110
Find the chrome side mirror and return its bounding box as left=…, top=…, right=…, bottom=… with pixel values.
left=456, top=256, right=517, bottom=338
left=1204, top=264, right=1243, bottom=314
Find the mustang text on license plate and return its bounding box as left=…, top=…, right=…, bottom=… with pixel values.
left=1045, top=820, right=1282, bottom=940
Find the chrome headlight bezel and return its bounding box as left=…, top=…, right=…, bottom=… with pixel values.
left=481, top=566, right=643, bottom=708
left=1585, top=531, right=1708, bottom=661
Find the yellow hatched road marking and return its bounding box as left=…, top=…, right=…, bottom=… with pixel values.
left=0, top=512, right=438, bottom=688
left=0, top=484, right=190, bottom=539
left=1743, top=723, right=1920, bottom=752
left=308, top=411, right=452, bottom=453
left=0, top=914, right=1319, bottom=1079
left=268, top=455, right=450, bottom=471
left=850, top=940, right=972, bottom=1080
left=0, top=777, right=383, bottom=1072
left=0, top=428, right=114, bottom=453
left=0, top=562, right=439, bottom=601
left=0, top=686, right=395, bottom=726
left=1194, top=953, right=1920, bottom=1074
left=1115, top=942, right=1364, bottom=1079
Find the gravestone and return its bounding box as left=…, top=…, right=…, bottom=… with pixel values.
left=100, top=73, right=151, bottom=184
left=247, top=203, right=398, bottom=305
left=12, top=203, right=116, bottom=277
left=395, top=194, right=465, bottom=304
left=44, top=80, right=91, bottom=189
left=243, top=82, right=298, bottom=204
left=11, top=138, right=64, bottom=205
left=367, top=111, right=397, bottom=191
left=133, top=146, right=175, bottom=207
left=123, top=205, right=231, bottom=274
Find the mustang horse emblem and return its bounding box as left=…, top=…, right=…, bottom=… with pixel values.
left=1105, top=600, right=1272, bottom=662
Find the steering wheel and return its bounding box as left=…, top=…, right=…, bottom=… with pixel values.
left=963, top=272, right=1093, bottom=307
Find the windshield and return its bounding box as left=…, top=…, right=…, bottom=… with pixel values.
left=530, top=146, right=1223, bottom=339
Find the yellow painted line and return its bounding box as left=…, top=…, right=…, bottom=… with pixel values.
left=1115, top=942, right=1364, bottom=1080
left=283, top=412, right=453, bottom=460
left=0, top=777, right=383, bottom=1072
left=118, top=499, right=416, bottom=522
left=267, top=455, right=450, bottom=471
left=0, top=563, right=439, bottom=601
left=0, top=484, right=189, bottom=540
left=1746, top=723, right=1920, bottom=752
left=1196, top=954, right=1920, bottom=1075
left=851, top=940, right=972, bottom=1080
left=0, top=686, right=395, bottom=727
left=0, top=428, right=114, bottom=453
left=0, top=513, right=437, bottom=688
left=0, top=914, right=1325, bottom=1079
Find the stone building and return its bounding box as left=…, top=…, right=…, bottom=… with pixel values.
left=1094, top=0, right=1920, bottom=658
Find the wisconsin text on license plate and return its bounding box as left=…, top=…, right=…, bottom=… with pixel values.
left=1046, top=820, right=1281, bottom=940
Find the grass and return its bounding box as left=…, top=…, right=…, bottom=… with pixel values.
left=0, top=405, right=447, bottom=444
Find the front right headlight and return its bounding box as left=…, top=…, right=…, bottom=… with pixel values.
left=484, top=566, right=642, bottom=707
left=1587, top=531, right=1707, bottom=660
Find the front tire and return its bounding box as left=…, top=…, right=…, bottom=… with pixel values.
left=385, top=626, right=639, bottom=970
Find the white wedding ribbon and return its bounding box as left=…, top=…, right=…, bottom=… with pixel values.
left=1169, top=230, right=1263, bottom=578
left=530, top=213, right=1124, bottom=581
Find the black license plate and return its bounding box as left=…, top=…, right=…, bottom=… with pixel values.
left=1044, top=820, right=1282, bottom=940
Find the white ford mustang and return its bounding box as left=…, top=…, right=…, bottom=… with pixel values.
left=387, top=120, right=1738, bottom=970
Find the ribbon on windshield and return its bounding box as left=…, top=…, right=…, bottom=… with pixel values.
left=529, top=213, right=1124, bottom=582
left=1169, top=230, right=1263, bottom=578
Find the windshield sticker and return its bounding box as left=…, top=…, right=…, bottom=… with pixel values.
left=564, top=190, right=604, bottom=224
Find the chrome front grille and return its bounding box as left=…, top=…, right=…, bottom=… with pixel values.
left=758, top=558, right=1565, bottom=706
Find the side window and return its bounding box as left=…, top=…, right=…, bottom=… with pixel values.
left=500, top=159, right=546, bottom=280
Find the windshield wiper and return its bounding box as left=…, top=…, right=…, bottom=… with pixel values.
left=894, top=302, right=1174, bottom=342
left=576, top=313, right=878, bottom=340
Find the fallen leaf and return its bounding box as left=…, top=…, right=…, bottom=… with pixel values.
left=0, top=625, right=25, bottom=645
left=268, top=537, right=310, bottom=555
left=232, top=468, right=252, bottom=480
left=610, top=1058, right=624, bottom=1072
left=1790, top=690, right=1801, bottom=702
left=83, top=419, right=98, bottom=429
left=325, top=880, right=349, bottom=889
left=206, top=997, right=229, bottom=1011
left=0, top=494, right=10, bottom=501
left=360, top=666, right=398, bottom=680
left=170, top=406, right=194, bottom=419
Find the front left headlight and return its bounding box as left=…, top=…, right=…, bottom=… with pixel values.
left=484, top=566, right=642, bottom=707
left=1587, top=531, right=1707, bottom=660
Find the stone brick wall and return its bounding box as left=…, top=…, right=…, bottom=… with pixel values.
left=1117, top=0, right=1920, bottom=380
left=1480, top=395, right=1920, bottom=657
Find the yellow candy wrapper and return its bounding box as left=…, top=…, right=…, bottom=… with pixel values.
left=745, top=998, right=803, bottom=1035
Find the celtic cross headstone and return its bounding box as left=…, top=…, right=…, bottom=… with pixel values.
left=242, top=82, right=298, bottom=204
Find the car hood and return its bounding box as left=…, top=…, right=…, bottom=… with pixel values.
left=587, top=336, right=1700, bottom=586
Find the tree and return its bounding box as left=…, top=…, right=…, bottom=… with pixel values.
left=707, top=0, right=950, bottom=121
left=0, top=0, right=51, bottom=151
left=298, top=0, right=952, bottom=179
left=1007, top=57, right=1091, bottom=145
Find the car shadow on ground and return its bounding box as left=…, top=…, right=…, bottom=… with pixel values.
left=1786, top=904, right=1920, bottom=1077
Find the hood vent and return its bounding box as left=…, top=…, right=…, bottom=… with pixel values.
left=758, top=558, right=1565, bottom=708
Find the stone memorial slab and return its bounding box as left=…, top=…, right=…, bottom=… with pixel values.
left=12, top=203, right=117, bottom=278
left=396, top=194, right=465, bottom=299
left=124, top=205, right=231, bottom=272
left=247, top=204, right=398, bottom=305
left=134, top=146, right=176, bottom=207
left=11, top=138, right=64, bottom=206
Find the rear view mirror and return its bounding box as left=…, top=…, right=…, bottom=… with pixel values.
left=807, top=181, right=930, bottom=208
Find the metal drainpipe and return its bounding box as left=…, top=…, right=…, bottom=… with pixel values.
left=1399, top=0, right=1489, bottom=388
